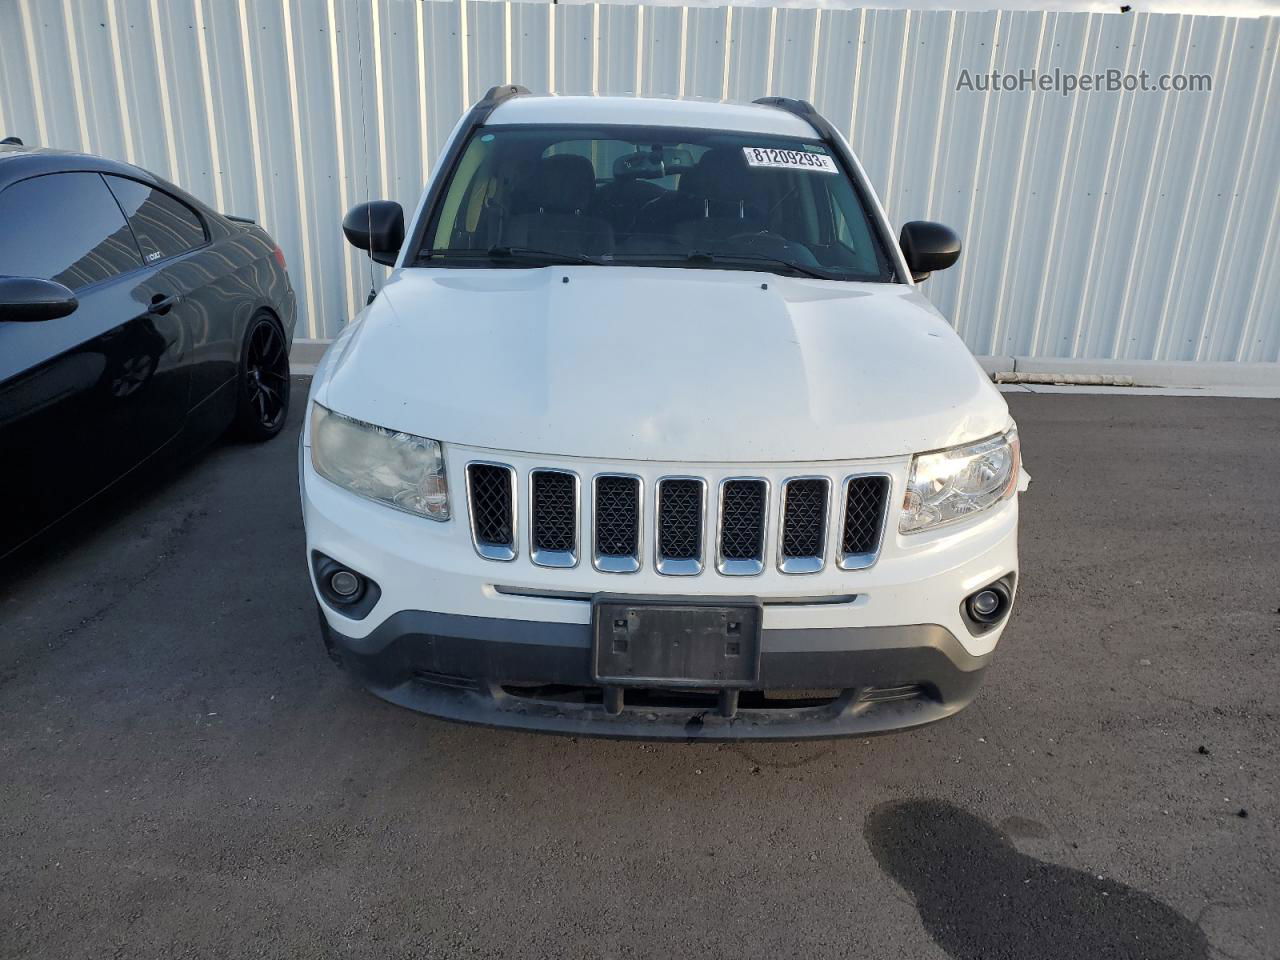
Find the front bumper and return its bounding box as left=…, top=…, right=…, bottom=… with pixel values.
left=301, top=441, right=1018, bottom=740
left=320, top=608, right=992, bottom=740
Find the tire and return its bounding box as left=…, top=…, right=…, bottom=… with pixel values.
left=233, top=312, right=291, bottom=441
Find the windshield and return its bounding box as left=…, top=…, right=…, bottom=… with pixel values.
left=417, top=124, right=895, bottom=282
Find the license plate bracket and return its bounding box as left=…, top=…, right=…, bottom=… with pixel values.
left=591, top=596, right=763, bottom=688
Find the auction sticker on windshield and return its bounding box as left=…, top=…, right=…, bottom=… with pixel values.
left=743, top=147, right=838, bottom=173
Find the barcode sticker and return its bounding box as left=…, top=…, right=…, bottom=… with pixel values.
left=742, top=147, right=838, bottom=174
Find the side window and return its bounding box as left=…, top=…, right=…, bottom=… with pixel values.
left=431, top=134, right=496, bottom=250
left=828, top=180, right=882, bottom=276
left=0, top=172, right=142, bottom=291
left=105, top=176, right=207, bottom=262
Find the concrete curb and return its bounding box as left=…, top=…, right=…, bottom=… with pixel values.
left=999, top=357, right=1280, bottom=389
left=290, top=339, right=1279, bottom=396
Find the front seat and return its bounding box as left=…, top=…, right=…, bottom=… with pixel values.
left=503, top=154, right=614, bottom=256
left=669, top=148, right=768, bottom=248
left=630, top=147, right=767, bottom=244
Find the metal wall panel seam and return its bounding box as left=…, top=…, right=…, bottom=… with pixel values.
left=1026, top=13, right=1093, bottom=356
left=845, top=9, right=865, bottom=136
left=59, top=0, right=91, bottom=153
left=143, top=0, right=178, bottom=182
left=234, top=0, right=268, bottom=224
left=325, top=0, right=357, bottom=321
left=547, top=0, right=556, bottom=92
left=805, top=9, right=820, bottom=103
left=921, top=11, right=956, bottom=217
left=416, top=0, right=433, bottom=184
left=1067, top=9, right=1141, bottom=357
left=104, top=0, right=136, bottom=164
left=504, top=1, right=514, bottom=82
left=884, top=10, right=912, bottom=207
left=192, top=0, right=226, bottom=213
left=635, top=4, right=645, bottom=93
left=764, top=6, right=777, bottom=97
left=947, top=9, right=1002, bottom=347
left=1199, top=19, right=1272, bottom=360
left=678, top=5, right=689, bottom=96
left=591, top=2, right=600, bottom=93
left=720, top=5, right=732, bottom=99
left=459, top=0, right=472, bottom=107
left=18, top=0, right=50, bottom=148
left=280, top=0, right=319, bottom=338
left=1234, top=26, right=1280, bottom=361
left=371, top=0, right=388, bottom=198
left=1150, top=17, right=1232, bottom=359
left=1108, top=14, right=1188, bottom=359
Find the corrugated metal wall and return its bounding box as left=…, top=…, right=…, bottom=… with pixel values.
left=1, top=0, right=1277, bottom=361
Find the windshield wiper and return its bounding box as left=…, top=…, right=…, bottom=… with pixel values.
left=681, top=251, right=833, bottom=280
left=419, top=246, right=603, bottom=267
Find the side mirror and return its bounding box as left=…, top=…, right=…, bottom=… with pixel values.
left=342, top=201, right=404, bottom=267
left=899, top=221, right=961, bottom=283
left=0, top=276, right=78, bottom=323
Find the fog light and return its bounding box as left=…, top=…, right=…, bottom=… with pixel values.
left=312, top=551, right=381, bottom=620
left=329, top=570, right=361, bottom=599
left=963, top=578, right=1013, bottom=631
left=970, top=590, right=1000, bottom=618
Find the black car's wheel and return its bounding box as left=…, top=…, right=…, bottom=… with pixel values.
left=234, top=312, right=290, bottom=441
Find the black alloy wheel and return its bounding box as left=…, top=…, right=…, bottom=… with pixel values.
left=235, top=314, right=290, bottom=440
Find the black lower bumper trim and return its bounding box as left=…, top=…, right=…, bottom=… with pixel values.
left=319, top=607, right=992, bottom=741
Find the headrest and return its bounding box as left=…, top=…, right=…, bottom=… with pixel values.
left=678, top=148, right=757, bottom=203
left=523, top=153, right=597, bottom=214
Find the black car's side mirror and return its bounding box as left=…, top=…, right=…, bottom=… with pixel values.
left=899, top=221, right=961, bottom=283
left=343, top=201, right=405, bottom=267
left=0, top=276, right=78, bottom=323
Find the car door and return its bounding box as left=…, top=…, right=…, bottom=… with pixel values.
left=101, top=175, right=224, bottom=409
left=0, top=171, right=188, bottom=557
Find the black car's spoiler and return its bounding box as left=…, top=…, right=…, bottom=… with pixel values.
left=224, top=214, right=256, bottom=225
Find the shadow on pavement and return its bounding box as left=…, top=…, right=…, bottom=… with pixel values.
left=864, top=799, right=1209, bottom=960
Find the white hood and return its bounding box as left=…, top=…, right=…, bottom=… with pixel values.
left=315, top=266, right=1009, bottom=463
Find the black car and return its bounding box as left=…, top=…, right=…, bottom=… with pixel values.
left=0, top=143, right=296, bottom=559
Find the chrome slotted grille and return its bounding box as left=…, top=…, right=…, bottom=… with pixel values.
left=466, top=463, right=516, bottom=561
left=466, top=464, right=888, bottom=574
left=593, top=475, right=641, bottom=572
left=718, top=479, right=767, bottom=575
left=779, top=478, right=830, bottom=573
left=530, top=469, right=578, bottom=567
left=840, top=475, right=890, bottom=569
left=655, top=478, right=705, bottom=575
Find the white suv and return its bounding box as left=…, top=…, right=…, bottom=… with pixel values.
left=301, top=87, right=1023, bottom=740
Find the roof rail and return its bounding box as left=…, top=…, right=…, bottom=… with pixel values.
left=477, top=84, right=530, bottom=119
left=754, top=95, right=850, bottom=154
left=752, top=97, right=819, bottom=125
left=752, top=95, right=846, bottom=148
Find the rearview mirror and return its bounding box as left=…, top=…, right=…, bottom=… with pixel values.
left=0, top=276, right=78, bottom=323
left=899, top=221, right=961, bottom=282
left=613, top=146, right=696, bottom=180
left=342, top=201, right=405, bottom=267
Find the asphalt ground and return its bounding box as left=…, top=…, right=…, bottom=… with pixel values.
left=2, top=385, right=1277, bottom=960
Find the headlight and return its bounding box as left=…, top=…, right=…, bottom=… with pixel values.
left=899, top=427, right=1020, bottom=534
left=310, top=403, right=450, bottom=521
